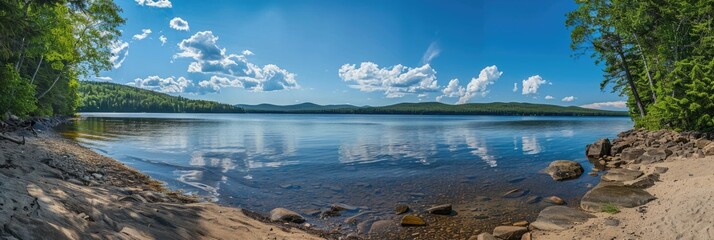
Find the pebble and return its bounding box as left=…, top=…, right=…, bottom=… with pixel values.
left=546, top=196, right=565, bottom=205
left=512, top=220, right=529, bottom=227
left=604, top=217, right=620, bottom=226
left=395, top=204, right=409, bottom=214
left=400, top=214, right=426, bottom=226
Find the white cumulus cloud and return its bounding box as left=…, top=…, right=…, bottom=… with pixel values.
left=175, top=31, right=298, bottom=92
left=458, top=65, right=502, bottom=104
left=159, top=35, right=167, bottom=46
left=242, top=50, right=254, bottom=56
left=132, top=29, right=152, bottom=40
left=128, top=76, right=192, bottom=93
left=436, top=79, right=465, bottom=102
left=545, top=95, right=554, bottom=100
left=170, top=17, right=190, bottom=31
left=338, top=62, right=439, bottom=98
left=521, top=75, right=548, bottom=95
left=434, top=65, right=502, bottom=104
left=135, top=0, right=172, bottom=8
left=109, top=40, right=129, bottom=69
left=512, top=83, right=518, bottom=92
left=581, top=101, right=627, bottom=109
left=562, top=96, right=576, bottom=102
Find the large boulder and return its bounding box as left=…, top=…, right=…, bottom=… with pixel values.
left=580, top=185, right=655, bottom=212
left=269, top=208, right=305, bottom=223
left=601, top=168, right=644, bottom=182
left=530, top=206, right=596, bottom=231
left=620, top=148, right=646, bottom=162
left=545, top=160, right=584, bottom=181
left=492, top=226, right=528, bottom=240
left=586, top=138, right=611, bottom=158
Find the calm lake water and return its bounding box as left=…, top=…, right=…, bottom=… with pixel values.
left=58, top=113, right=632, bottom=235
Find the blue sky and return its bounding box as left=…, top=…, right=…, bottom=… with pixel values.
left=99, top=0, right=626, bottom=110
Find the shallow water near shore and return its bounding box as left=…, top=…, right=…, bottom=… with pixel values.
left=57, top=113, right=631, bottom=237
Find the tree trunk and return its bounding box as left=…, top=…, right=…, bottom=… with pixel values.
left=15, top=38, right=25, bottom=71
left=30, top=55, right=43, bottom=84
left=617, top=48, right=647, bottom=118
left=37, top=72, right=62, bottom=100
left=632, top=33, right=656, bottom=103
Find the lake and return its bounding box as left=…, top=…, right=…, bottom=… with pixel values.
left=58, top=113, right=632, bottom=237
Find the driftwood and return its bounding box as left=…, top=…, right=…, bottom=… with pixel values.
left=0, top=133, right=25, bottom=145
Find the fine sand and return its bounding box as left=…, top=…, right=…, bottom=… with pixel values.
left=534, top=156, right=714, bottom=240
left=0, top=129, right=325, bottom=240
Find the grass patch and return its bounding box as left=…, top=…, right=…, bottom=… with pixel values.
left=602, top=203, right=620, bottom=214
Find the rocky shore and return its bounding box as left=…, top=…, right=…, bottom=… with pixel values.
left=528, top=129, right=714, bottom=239
left=0, top=117, right=327, bottom=240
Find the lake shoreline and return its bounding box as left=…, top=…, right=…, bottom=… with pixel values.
left=0, top=118, right=330, bottom=240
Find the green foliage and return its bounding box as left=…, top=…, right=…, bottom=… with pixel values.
left=602, top=203, right=620, bottom=214
left=568, top=0, right=714, bottom=131
left=78, top=82, right=244, bottom=113
left=0, top=0, right=124, bottom=117
left=0, top=65, right=37, bottom=117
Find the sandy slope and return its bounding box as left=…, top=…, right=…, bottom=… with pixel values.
left=534, top=156, right=714, bottom=240
left=0, top=130, right=324, bottom=240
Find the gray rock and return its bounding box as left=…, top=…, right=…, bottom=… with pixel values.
left=545, top=160, right=584, bottom=181
left=394, top=204, right=409, bottom=214
left=492, top=226, right=528, bottom=240
left=636, top=148, right=672, bottom=164
left=695, top=138, right=711, bottom=149
left=601, top=168, right=643, bottom=182
left=476, top=233, right=498, bottom=240
left=91, top=173, right=103, bottom=179
left=580, top=185, right=656, bottom=212
left=621, top=148, right=646, bottom=161
left=654, top=167, right=669, bottom=174
left=530, top=206, right=595, bottom=231
left=427, top=204, right=452, bottom=215
left=587, top=138, right=612, bottom=158
left=611, top=140, right=633, bottom=155
left=368, top=220, right=398, bottom=236
left=703, top=143, right=714, bottom=156
left=624, top=173, right=660, bottom=188
left=604, top=217, right=620, bottom=226
left=331, top=203, right=359, bottom=211
left=525, top=195, right=542, bottom=204
left=502, top=188, right=529, bottom=198
left=269, top=208, right=305, bottom=223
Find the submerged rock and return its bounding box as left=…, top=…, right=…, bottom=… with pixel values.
left=492, top=226, right=528, bottom=240
left=394, top=204, right=409, bottom=214
left=502, top=188, right=529, bottom=198
left=269, top=208, right=305, bottom=223
left=530, top=206, right=595, bottom=230
left=427, top=204, right=452, bottom=215
left=580, top=185, right=655, bottom=212
left=400, top=214, right=426, bottom=226
left=525, top=196, right=542, bottom=204
left=330, top=203, right=359, bottom=211
left=545, top=160, right=584, bottom=181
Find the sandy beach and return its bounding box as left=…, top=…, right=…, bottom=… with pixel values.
left=0, top=126, right=326, bottom=240
left=533, top=156, right=714, bottom=240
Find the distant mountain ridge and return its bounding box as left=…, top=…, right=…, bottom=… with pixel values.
left=237, top=101, right=628, bottom=116
left=236, top=102, right=359, bottom=112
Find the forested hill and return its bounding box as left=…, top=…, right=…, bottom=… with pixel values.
left=78, top=82, right=244, bottom=113
left=239, top=102, right=628, bottom=116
